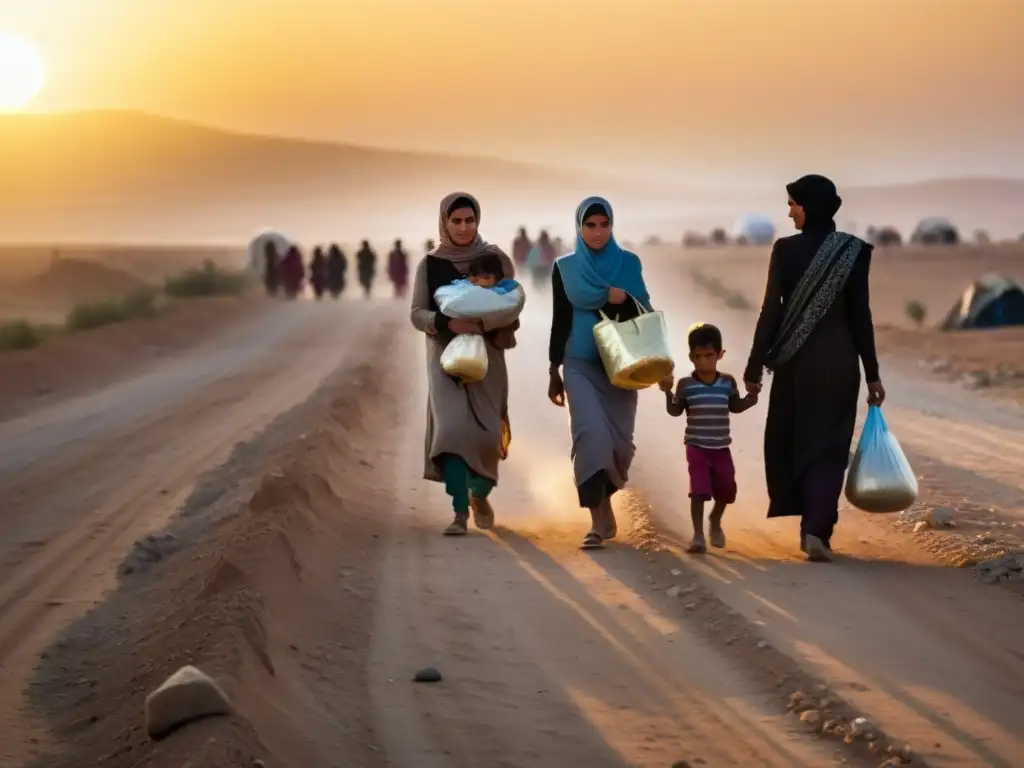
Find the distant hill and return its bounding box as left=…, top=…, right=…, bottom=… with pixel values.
left=1, top=110, right=1022, bottom=243
left=0, top=110, right=650, bottom=243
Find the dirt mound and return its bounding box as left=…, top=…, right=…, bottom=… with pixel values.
left=18, top=257, right=149, bottom=303
left=27, top=351, right=402, bottom=767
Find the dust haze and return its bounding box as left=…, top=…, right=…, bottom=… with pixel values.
left=3, top=110, right=1024, bottom=246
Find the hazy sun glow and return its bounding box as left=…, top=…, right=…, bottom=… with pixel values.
left=0, top=32, right=45, bottom=111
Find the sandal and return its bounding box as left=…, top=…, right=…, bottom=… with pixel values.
left=443, top=514, right=469, bottom=536
left=470, top=496, right=495, bottom=531
left=581, top=530, right=605, bottom=550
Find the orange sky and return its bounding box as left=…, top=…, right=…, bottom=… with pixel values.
left=5, top=0, right=1024, bottom=184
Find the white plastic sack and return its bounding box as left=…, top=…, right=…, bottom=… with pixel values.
left=441, top=334, right=489, bottom=382
left=434, top=281, right=525, bottom=331
left=844, top=406, right=918, bottom=513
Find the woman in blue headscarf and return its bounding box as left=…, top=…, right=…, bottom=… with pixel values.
left=548, top=197, right=653, bottom=549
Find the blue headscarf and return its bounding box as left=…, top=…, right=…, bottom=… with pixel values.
left=555, top=196, right=651, bottom=362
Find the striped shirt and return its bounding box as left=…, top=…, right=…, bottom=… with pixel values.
left=665, top=372, right=756, bottom=448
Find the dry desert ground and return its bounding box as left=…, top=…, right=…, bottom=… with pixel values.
left=0, top=241, right=1021, bottom=768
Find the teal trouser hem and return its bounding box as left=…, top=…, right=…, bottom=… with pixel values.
left=441, top=454, right=494, bottom=514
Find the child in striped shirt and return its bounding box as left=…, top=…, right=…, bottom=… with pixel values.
left=659, top=323, right=758, bottom=553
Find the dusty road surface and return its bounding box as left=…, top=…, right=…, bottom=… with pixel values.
left=0, top=296, right=385, bottom=762
left=1, top=254, right=1022, bottom=768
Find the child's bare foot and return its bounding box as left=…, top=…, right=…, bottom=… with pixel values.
left=686, top=535, right=707, bottom=554
left=709, top=524, right=726, bottom=549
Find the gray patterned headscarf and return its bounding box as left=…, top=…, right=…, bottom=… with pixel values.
left=430, top=192, right=514, bottom=276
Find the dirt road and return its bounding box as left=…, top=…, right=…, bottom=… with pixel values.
left=0, top=297, right=382, bottom=763
left=3, top=256, right=1023, bottom=767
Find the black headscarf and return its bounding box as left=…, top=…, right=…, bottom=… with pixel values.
left=786, top=174, right=841, bottom=233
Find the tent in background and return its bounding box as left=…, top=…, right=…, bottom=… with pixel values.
left=733, top=214, right=775, bottom=245
left=247, top=230, right=291, bottom=275
left=940, top=274, right=1024, bottom=330
left=911, top=217, right=959, bottom=245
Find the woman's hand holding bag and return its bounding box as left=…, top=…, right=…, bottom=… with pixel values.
left=608, top=286, right=628, bottom=304
left=867, top=380, right=885, bottom=406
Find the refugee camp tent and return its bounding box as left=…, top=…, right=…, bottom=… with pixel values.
left=866, top=225, right=903, bottom=246
left=733, top=214, right=775, bottom=245
left=910, top=217, right=959, bottom=245
left=247, top=230, right=292, bottom=275
left=939, top=274, right=1024, bottom=330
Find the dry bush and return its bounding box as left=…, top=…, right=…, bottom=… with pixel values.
left=904, top=299, right=928, bottom=328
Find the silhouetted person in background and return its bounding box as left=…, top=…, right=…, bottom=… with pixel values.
left=388, top=238, right=410, bottom=297
left=309, top=246, right=327, bottom=299
left=356, top=240, right=377, bottom=298
left=512, top=226, right=532, bottom=266
left=280, top=245, right=305, bottom=299
left=528, top=229, right=555, bottom=290
left=326, top=243, right=347, bottom=298
left=263, top=242, right=281, bottom=297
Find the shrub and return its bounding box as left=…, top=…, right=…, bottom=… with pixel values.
left=905, top=299, right=928, bottom=328
left=0, top=319, right=45, bottom=351
left=120, top=288, right=159, bottom=319
left=65, top=298, right=127, bottom=331
left=65, top=288, right=160, bottom=332
left=164, top=261, right=249, bottom=298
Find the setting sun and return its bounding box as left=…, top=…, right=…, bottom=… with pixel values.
left=0, top=31, right=45, bottom=111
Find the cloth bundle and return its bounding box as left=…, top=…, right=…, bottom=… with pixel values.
left=435, top=279, right=526, bottom=382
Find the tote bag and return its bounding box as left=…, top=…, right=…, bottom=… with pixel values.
left=593, top=298, right=675, bottom=390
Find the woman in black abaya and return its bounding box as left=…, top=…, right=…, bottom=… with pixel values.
left=743, top=175, right=885, bottom=562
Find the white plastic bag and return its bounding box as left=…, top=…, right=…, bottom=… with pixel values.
left=441, top=334, right=489, bottom=382
left=844, top=406, right=918, bottom=513
left=434, top=280, right=525, bottom=331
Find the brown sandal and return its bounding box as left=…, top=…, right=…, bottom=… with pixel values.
left=581, top=530, right=605, bottom=550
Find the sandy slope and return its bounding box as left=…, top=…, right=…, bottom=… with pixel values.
left=2, top=257, right=1023, bottom=767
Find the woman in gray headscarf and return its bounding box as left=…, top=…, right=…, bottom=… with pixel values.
left=410, top=192, right=520, bottom=535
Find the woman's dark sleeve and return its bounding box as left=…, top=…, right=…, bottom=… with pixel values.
left=846, top=245, right=880, bottom=382
left=549, top=265, right=573, bottom=368
left=743, top=241, right=786, bottom=383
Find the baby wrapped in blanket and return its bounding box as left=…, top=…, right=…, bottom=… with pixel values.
left=434, top=253, right=526, bottom=382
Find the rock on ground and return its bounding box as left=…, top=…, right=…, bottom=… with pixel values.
left=145, top=665, right=232, bottom=740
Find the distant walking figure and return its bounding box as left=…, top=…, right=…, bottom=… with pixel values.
left=529, top=229, right=556, bottom=291
left=263, top=242, right=280, bottom=297
left=326, top=243, right=347, bottom=298
left=280, top=245, right=305, bottom=299
left=309, top=246, right=327, bottom=300
left=388, top=239, right=410, bottom=298
left=356, top=240, right=377, bottom=298
left=743, top=174, right=885, bottom=562
left=512, top=226, right=533, bottom=267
